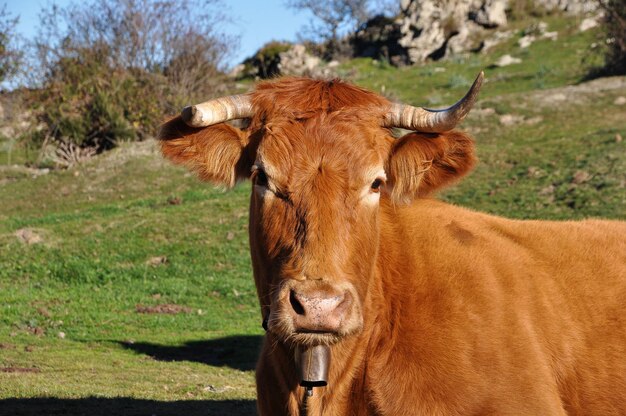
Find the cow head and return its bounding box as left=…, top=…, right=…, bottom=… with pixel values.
left=159, top=75, right=482, bottom=350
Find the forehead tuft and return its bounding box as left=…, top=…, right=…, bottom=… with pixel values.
left=248, top=78, right=394, bottom=186
left=250, top=77, right=391, bottom=125
left=257, top=113, right=390, bottom=181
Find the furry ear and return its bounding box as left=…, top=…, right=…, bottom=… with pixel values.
left=386, top=130, right=476, bottom=203
left=158, top=116, right=254, bottom=187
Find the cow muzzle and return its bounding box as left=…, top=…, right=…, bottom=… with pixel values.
left=269, top=280, right=362, bottom=346
left=289, top=285, right=352, bottom=332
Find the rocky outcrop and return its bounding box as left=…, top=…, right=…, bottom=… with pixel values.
left=283, top=45, right=340, bottom=78
left=352, top=15, right=409, bottom=65
left=238, top=0, right=599, bottom=75
left=354, top=0, right=597, bottom=65
left=536, top=0, right=597, bottom=14
left=235, top=43, right=336, bottom=79
left=278, top=44, right=328, bottom=77
left=353, top=0, right=509, bottom=65
left=396, top=0, right=509, bottom=64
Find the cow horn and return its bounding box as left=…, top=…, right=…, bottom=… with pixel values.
left=181, top=94, right=254, bottom=127
left=383, top=71, right=484, bottom=132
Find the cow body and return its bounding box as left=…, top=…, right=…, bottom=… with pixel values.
left=158, top=77, right=626, bottom=415
left=257, top=199, right=626, bottom=415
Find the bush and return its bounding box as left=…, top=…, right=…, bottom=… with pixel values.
left=0, top=5, right=22, bottom=85
left=242, top=41, right=293, bottom=79
left=286, top=0, right=399, bottom=60
left=598, top=0, right=626, bottom=76
left=25, top=0, right=233, bottom=160
left=31, top=47, right=168, bottom=153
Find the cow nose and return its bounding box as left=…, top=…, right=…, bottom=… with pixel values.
left=288, top=287, right=352, bottom=333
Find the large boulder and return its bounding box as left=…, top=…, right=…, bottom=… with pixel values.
left=352, top=15, right=410, bottom=65
left=397, top=0, right=508, bottom=64
left=240, top=41, right=293, bottom=79
left=238, top=42, right=334, bottom=79
left=278, top=44, right=323, bottom=77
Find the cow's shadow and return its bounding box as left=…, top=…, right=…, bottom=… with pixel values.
left=118, top=334, right=264, bottom=372
left=0, top=397, right=256, bottom=416
left=0, top=336, right=263, bottom=415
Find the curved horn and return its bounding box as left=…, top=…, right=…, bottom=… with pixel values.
left=383, top=71, right=484, bottom=132
left=181, top=94, right=254, bottom=127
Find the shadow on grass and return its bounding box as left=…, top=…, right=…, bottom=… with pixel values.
left=118, top=335, right=264, bottom=372
left=0, top=397, right=256, bottom=416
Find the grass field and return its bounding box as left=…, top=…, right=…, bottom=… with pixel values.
left=1, top=15, right=625, bottom=416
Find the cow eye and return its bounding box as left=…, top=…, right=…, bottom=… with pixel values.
left=253, top=168, right=269, bottom=187
left=371, top=178, right=384, bottom=193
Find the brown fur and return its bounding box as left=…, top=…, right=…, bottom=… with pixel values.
left=387, top=131, right=477, bottom=202
left=158, top=77, right=626, bottom=415
left=159, top=117, right=254, bottom=187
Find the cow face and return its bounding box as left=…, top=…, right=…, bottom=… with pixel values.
left=248, top=113, right=392, bottom=347
left=159, top=78, right=477, bottom=349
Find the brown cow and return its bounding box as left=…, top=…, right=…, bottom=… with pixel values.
left=158, top=75, right=626, bottom=416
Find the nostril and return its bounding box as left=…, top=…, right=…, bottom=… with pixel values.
left=336, top=290, right=351, bottom=313
left=290, top=289, right=305, bottom=315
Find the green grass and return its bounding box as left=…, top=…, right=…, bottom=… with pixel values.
left=0, top=145, right=260, bottom=414
left=340, top=15, right=600, bottom=102
left=1, top=14, right=625, bottom=416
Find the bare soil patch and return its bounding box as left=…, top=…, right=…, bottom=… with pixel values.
left=1, top=367, right=41, bottom=373
left=145, top=256, right=168, bottom=266
left=14, top=228, right=44, bottom=244
left=135, top=304, right=193, bottom=314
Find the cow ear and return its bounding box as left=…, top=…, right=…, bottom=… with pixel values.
left=158, top=116, right=254, bottom=188
left=385, top=130, right=476, bottom=203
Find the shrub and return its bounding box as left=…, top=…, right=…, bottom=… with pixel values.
left=598, top=0, right=626, bottom=76
left=242, top=41, right=293, bottom=79
left=25, top=0, right=233, bottom=161
left=285, top=0, right=399, bottom=60
left=0, top=5, right=22, bottom=84
left=31, top=47, right=168, bottom=153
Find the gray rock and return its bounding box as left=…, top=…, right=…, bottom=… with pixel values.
left=396, top=0, right=509, bottom=64
left=482, top=30, right=513, bottom=52
left=499, top=114, right=524, bottom=125
left=493, top=54, right=522, bottom=67
left=278, top=44, right=324, bottom=77
left=579, top=17, right=599, bottom=32
left=353, top=0, right=589, bottom=66
left=518, top=35, right=536, bottom=48
left=474, top=0, right=508, bottom=27
left=542, top=31, right=558, bottom=41
left=534, top=0, right=597, bottom=14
